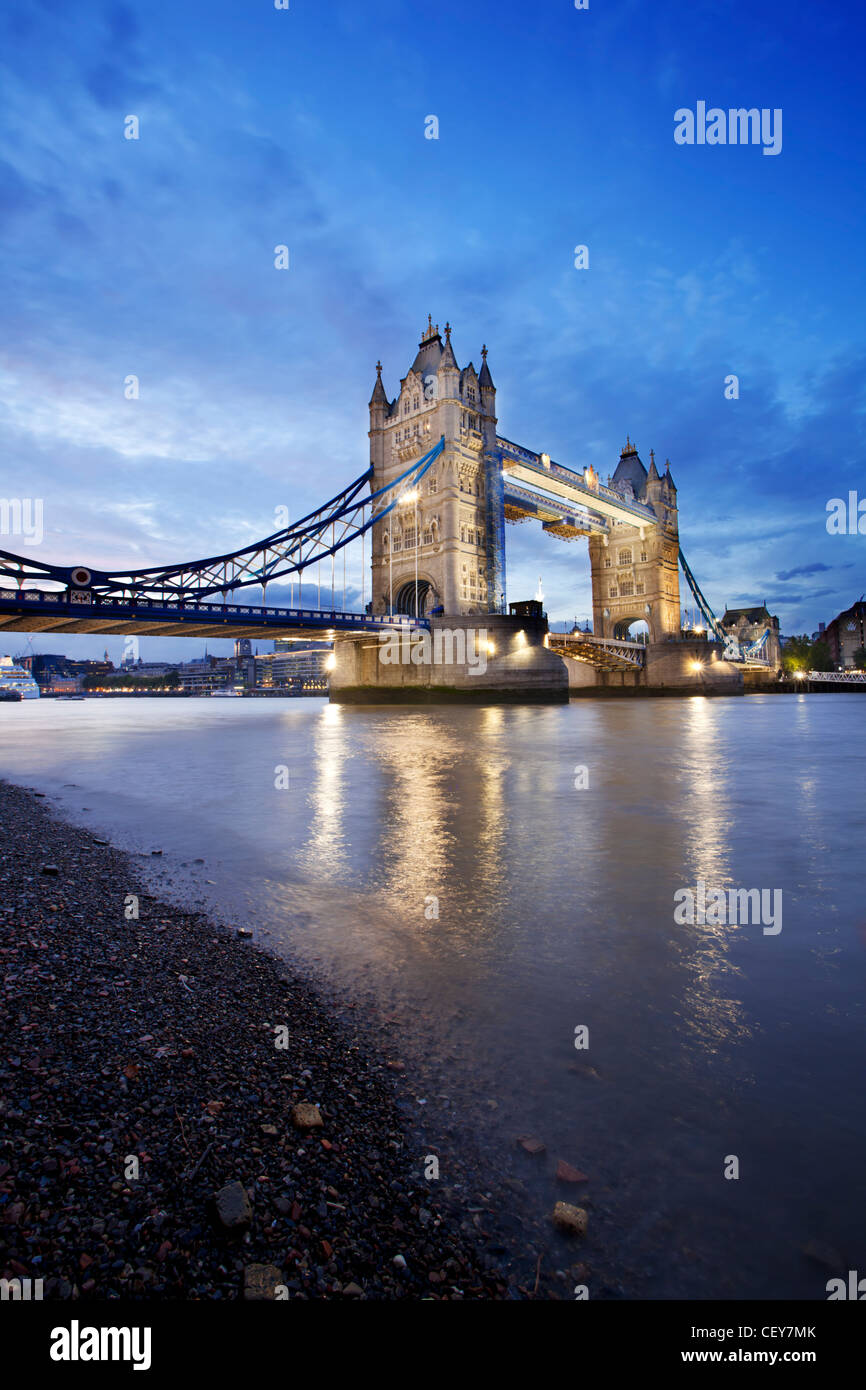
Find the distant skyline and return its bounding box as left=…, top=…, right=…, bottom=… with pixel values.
left=2, top=0, right=864, bottom=662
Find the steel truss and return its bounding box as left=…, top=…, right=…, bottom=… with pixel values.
left=0, top=438, right=445, bottom=605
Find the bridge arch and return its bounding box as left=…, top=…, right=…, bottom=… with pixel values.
left=613, top=615, right=651, bottom=643
left=394, top=576, right=436, bottom=618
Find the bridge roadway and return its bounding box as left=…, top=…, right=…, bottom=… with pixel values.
left=0, top=590, right=427, bottom=640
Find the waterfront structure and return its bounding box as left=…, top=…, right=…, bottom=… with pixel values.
left=721, top=605, right=782, bottom=671
left=0, top=655, right=40, bottom=699
left=368, top=320, right=497, bottom=617
left=0, top=319, right=751, bottom=696
left=20, top=652, right=113, bottom=689
left=368, top=322, right=681, bottom=642
left=587, top=442, right=681, bottom=643
left=121, top=661, right=174, bottom=678
left=257, top=645, right=332, bottom=686
left=822, top=599, right=866, bottom=668
left=176, top=658, right=234, bottom=693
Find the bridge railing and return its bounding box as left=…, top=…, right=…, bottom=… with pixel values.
left=0, top=588, right=428, bottom=630
left=800, top=669, right=866, bottom=683
left=549, top=630, right=646, bottom=668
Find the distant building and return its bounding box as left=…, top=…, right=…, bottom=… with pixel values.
left=176, top=656, right=235, bottom=692
left=126, top=661, right=174, bottom=678
left=21, top=653, right=113, bottom=689
left=720, top=605, right=782, bottom=669
left=255, top=646, right=331, bottom=688
left=823, top=599, right=866, bottom=669
left=46, top=676, right=83, bottom=695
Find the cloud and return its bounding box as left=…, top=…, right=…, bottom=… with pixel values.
left=775, top=562, right=832, bottom=581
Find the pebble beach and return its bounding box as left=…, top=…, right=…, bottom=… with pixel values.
left=0, top=778, right=569, bottom=1301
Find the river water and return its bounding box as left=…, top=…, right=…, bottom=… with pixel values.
left=1, top=692, right=864, bottom=1298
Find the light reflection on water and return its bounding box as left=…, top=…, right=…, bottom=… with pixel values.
left=1, top=692, right=864, bottom=1297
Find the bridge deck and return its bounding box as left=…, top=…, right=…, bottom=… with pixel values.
left=0, top=592, right=427, bottom=640
left=548, top=632, right=646, bottom=671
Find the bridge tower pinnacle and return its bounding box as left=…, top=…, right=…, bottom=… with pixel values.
left=368, top=321, right=501, bottom=618
left=587, top=440, right=681, bottom=642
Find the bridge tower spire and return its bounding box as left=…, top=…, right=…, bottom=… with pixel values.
left=368, top=320, right=501, bottom=618
left=587, top=439, right=681, bottom=643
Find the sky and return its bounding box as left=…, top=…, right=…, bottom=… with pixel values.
left=1, top=0, right=864, bottom=663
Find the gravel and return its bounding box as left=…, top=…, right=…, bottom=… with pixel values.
left=0, top=779, right=559, bottom=1300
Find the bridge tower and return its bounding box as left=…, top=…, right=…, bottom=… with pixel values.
left=368, top=318, right=502, bottom=617
left=588, top=441, right=681, bottom=642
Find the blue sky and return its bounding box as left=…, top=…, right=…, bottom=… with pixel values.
left=1, top=0, right=864, bottom=662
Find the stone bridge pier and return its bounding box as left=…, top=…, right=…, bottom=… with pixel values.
left=329, top=613, right=568, bottom=703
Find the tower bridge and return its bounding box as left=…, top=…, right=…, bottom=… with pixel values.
left=0, top=317, right=752, bottom=697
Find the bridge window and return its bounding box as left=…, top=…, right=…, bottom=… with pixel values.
left=618, top=549, right=632, bottom=565
left=604, top=557, right=611, bottom=569
left=413, top=396, right=419, bottom=409
left=609, top=586, right=618, bottom=598
left=423, top=527, right=433, bottom=545
left=640, top=550, right=647, bottom=562
left=636, top=583, right=645, bottom=594
left=620, top=581, right=634, bottom=596
left=403, top=527, right=416, bottom=548
left=427, top=474, right=437, bottom=494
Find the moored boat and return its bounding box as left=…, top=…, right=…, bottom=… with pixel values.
left=0, top=656, right=40, bottom=700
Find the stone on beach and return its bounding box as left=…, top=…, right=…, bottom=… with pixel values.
left=291, top=1102, right=323, bottom=1129
left=214, top=1181, right=252, bottom=1229
left=555, top=1160, right=589, bottom=1184
left=552, top=1202, right=587, bottom=1236
left=517, top=1135, right=546, bottom=1156
left=243, top=1263, right=283, bottom=1299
